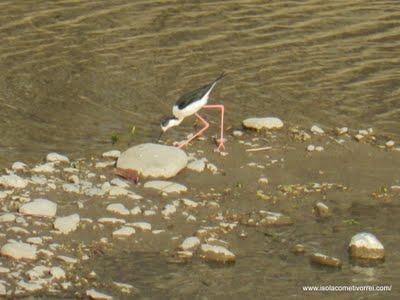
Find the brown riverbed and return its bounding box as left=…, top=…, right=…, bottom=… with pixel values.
left=1, top=126, right=400, bottom=299
left=1, top=0, right=400, bottom=299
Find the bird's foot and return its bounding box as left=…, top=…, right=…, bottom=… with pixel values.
left=214, top=142, right=225, bottom=152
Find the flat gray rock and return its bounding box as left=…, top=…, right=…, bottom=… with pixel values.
left=144, top=180, right=187, bottom=194
left=19, top=198, right=57, bottom=217
left=1, top=242, right=37, bottom=260
left=243, top=117, right=284, bottom=130
left=117, top=143, right=188, bottom=178
left=0, top=174, right=28, bottom=188
left=54, top=214, right=80, bottom=234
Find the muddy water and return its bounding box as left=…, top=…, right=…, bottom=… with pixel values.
left=1, top=0, right=400, bottom=299
left=1, top=0, right=400, bottom=166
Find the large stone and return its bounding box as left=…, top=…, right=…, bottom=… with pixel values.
left=19, top=198, right=57, bottom=217
left=1, top=242, right=37, bottom=260
left=243, top=117, right=284, bottom=130
left=117, top=143, right=188, bottom=178
left=0, top=174, right=28, bottom=188
left=54, top=214, right=80, bottom=234
left=349, top=232, right=384, bottom=260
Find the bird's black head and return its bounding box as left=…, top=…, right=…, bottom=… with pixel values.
left=160, top=116, right=182, bottom=132
left=156, top=116, right=183, bottom=142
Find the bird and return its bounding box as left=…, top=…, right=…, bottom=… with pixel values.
left=158, top=73, right=226, bottom=151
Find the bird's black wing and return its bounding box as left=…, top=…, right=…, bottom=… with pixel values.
left=175, top=72, right=226, bottom=109
left=175, top=83, right=214, bottom=109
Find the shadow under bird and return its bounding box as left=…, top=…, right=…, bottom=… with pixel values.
left=158, top=73, right=226, bottom=152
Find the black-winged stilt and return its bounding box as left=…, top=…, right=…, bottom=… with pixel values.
left=158, top=73, right=226, bottom=151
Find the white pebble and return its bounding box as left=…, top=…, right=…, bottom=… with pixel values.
left=54, top=214, right=80, bottom=234
left=130, top=206, right=142, bottom=215
left=86, top=289, right=113, bottom=300
left=113, top=226, right=135, bottom=237
left=46, top=153, right=69, bottom=163
left=19, top=198, right=57, bottom=217
left=130, top=222, right=151, bottom=231
left=311, top=125, right=324, bottom=134
left=0, top=213, right=16, bottom=223
left=307, top=145, right=315, bottom=152
left=180, top=237, right=201, bottom=251
left=161, top=204, right=177, bottom=218
left=386, top=140, right=395, bottom=148
left=50, top=266, right=66, bottom=280
left=102, top=150, right=121, bottom=159
left=0, top=174, right=28, bottom=188
left=12, top=161, right=28, bottom=171
left=32, top=162, right=55, bottom=173
left=106, top=203, right=130, bottom=216
left=1, top=242, right=37, bottom=260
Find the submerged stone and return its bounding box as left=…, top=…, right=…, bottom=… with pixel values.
left=117, top=143, right=188, bottom=178
left=310, top=253, right=342, bottom=268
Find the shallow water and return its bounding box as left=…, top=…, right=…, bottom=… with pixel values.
left=1, top=0, right=400, bottom=166
left=1, top=1, right=400, bottom=299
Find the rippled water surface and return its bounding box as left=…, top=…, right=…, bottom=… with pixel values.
left=1, top=0, right=400, bottom=166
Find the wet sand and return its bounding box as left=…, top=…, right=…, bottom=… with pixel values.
left=0, top=123, right=399, bottom=299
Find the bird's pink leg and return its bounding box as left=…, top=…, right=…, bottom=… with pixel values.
left=177, top=113, right=209, bottom=149
left=203, top=104, right=225, bottom=151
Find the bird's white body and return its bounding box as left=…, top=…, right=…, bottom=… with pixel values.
left=172, top=81, right=217, bottom=120
left=172, top=96, right=208, bottom=120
